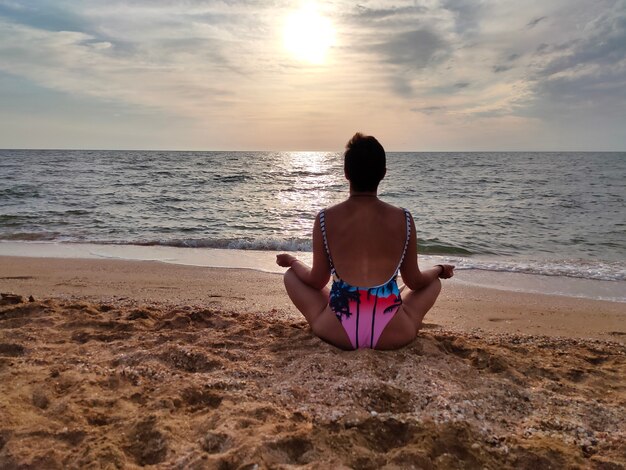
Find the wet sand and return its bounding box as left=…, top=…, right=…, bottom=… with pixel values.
left=1, top=256, right=625, bottom=469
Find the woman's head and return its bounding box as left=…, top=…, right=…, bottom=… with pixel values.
left=344, top=133, right=386, bottom=192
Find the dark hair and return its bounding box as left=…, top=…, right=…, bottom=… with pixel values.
left=344, top=132, right=386, bottom=192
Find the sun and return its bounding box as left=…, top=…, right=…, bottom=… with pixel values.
left=283, top=3, right=335, bottom=64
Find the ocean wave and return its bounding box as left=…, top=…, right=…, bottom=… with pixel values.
left=131, top=237, right=475, bottom=256
left=213, top=174, right=251, bottom=183
left=113, top=237, right=312, bottom=252
left=288, top=170, right=330, bottom=177
left=2, top=232, right=61, bottom=241
left=419, top=239, right=474, bottom=255
left=0, top=186, right=42, bottom=199
left=63, top=209, right=91, bottom=216
left=0, top=214, right=40, bottom=226
left=453, top=258, right=626, bottom=282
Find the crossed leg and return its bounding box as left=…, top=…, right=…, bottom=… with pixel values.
left=373, top=278, right=442, bottom=349
left=399, top=278, right=442, bottom=333
left=283, top=268, right=352, bottom=349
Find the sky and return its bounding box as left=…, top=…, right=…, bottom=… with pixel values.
left=0, top=0, right=625, bottom=151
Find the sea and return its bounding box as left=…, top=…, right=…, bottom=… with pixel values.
left=1, top=150, right=625, bottom=302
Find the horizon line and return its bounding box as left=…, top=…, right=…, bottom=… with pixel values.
left=2, top=148, right=625, bottom=153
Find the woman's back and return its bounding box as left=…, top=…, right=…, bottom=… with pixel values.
left=323, top=198, right=408, bottom=286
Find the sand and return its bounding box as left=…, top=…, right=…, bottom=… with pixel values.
left=0, top=256, right=625, bottom=469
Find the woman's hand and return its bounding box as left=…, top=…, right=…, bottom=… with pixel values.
left=276, top=253, right=297, bottom=267
left=436, top=264, right=455, bottom=279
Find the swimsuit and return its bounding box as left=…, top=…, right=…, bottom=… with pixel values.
left=319, top=208, right=412, bottom=349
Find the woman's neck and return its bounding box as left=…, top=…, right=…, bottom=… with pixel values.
left=349, top=191, right=378, bottom=198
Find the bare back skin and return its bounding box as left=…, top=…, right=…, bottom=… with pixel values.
left=323, top=198, right=407, bottom=287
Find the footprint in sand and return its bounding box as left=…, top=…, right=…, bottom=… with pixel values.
left=200, top=432, right=231, bottom=454
left=360, top=384, right=414, bottom=413
left=181, top=387, right=223, bottom=411
left=0, top=343, right=25, bottom=356
left=159, top=346, right=222, bottom=373
left=265, top=436, right=314, bottom=465
left=348, top=418, right=415, bottom=453
left=123, top=416, right=168, bottom=466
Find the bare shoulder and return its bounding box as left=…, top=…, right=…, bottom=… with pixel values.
left=379, top=200, right=405, bottom=212
left=378, top=200, right=409, bottom=219
left=323, top=201, right=348, bottom=216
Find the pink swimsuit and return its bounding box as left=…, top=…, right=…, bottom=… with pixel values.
left=319, top=209, right=411, bottom=349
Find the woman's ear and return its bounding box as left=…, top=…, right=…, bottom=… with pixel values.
left=344, top=167, right=350, bottom=180
left=383, top=167, right=387, bottom=179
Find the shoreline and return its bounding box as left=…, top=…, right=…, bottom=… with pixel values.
left=1, top=256, right=624, bottom=342
left=1, top=241, right=625, bottom=303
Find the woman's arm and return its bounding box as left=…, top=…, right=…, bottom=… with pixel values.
left=399, top=213, right=454, bottom=290
left=276, top=213, right=331, bottom=290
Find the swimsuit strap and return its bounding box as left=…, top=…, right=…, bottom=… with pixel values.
left=395, top=208, right=412, bottom=274
left=319, top=209, right=336, bottom=276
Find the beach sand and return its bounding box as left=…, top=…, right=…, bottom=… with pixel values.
left=0, top=256, right=624, bottom=469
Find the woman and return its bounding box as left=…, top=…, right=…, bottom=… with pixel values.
left=276, top=133, right=454, bottom=350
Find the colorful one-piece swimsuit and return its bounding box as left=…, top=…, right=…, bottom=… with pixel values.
left=319, top=208, right=412, bottom=350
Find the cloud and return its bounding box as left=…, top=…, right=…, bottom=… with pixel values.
left=440, top=0, right=485, bottom=35
left=492, top=52, right=522, bottom=73
left=411, top=105, right=446, bottom=115
left=493, top=65, right=512, bottom=73
left=351, top=5, right=426, bottom=20
left=0, top=1, right=86, bottom=32
left=375, top=28, right=450, bottom=95
left=526, top=16, right=547, bottom=29
left=0, top=16, right=236, bottom=120
left=344, top=3, right=456, bottom=97
left=539, top=16, right=626, bottom=77
left=526, top=3, right=626, bottom=119
left=378, top=29, right=447, bottom=69
left=390, top=76, right=413, bottom=96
